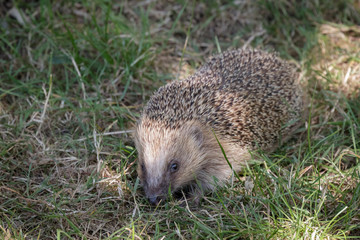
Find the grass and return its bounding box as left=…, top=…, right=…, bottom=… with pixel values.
left=1, top=0, right=360, bottom=239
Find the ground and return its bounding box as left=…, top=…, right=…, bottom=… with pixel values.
left=1, top=0, right=360, bottom=239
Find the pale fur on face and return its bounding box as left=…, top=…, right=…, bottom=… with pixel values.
left=135, top=118, right=252, bottom=201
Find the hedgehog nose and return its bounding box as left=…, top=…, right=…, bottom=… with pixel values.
left=148, top=196, right=161, bottom=205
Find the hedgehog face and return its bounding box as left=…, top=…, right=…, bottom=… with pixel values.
left=135, top=120, right=208, bottom=205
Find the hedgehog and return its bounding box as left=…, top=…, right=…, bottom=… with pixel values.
left=134, top=49, right=306, bottom=205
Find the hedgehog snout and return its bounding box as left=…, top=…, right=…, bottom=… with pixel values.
left=147, top=195, right=164, bottom=205
left=145, top=187, right=167, bottom=205
left=143, top=180, right=168, bottom=205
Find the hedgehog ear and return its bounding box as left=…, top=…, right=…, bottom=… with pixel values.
left=190, top=126, right=204, bottom=146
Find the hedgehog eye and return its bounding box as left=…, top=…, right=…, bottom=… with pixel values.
left=170, top=163, right=178, bottom=173
left=141, top=164, right=145, bottom=172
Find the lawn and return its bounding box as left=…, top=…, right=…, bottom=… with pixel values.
left=1, top=0, right=360, bottom=239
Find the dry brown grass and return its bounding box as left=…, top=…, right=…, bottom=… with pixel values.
left=314, top=23, right=360, bottom=98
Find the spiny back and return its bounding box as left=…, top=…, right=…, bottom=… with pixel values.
left=142, top=49, right=304, bottom=149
